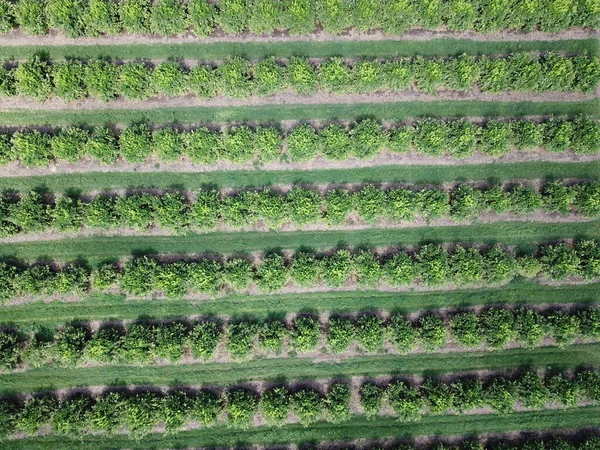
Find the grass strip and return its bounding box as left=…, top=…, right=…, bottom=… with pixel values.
left=1, top=38, right=597, bottom=61
left=1, top=343, right=598, bottom=394
left=1, top=221, right=598, bottom=263
left=0, top=100, right=596, bottom=126
left=4, top=407, right=600, bottom=450
left=2, top=280, right=599, bottom=326
left=2, top=161, right=599, bottom=192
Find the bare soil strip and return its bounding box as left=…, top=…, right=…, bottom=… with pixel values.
left=0, top=90, right=594, bottom=112
left=2, top=147, right=597, bottom=178
left=0, top=213, right=592, bottom=245
left=0, top=28, right=596, bottom=47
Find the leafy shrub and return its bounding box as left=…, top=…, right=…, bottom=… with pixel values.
left=193, top=390, right=222, bottom=425
left=116, top=62, right=153, bottom=100
left=290, top=252, right=320, bottom=287
left=287, top=123, right=318, bottom=162
left=292, top=388, right=323, bottom=425
left=288, top=57, right=317, bottom=95
left=85, top=59, right=119, bottom=101
left=226, top=320, right=258, bottom=359
left=286, top=187, right=321, bottom=224
left=321, top=249, right=354, bottom=287
left=485, top=377, right=517, bottom=414
left=46, top=0, right=85, bottom=37
left=259, top=320, right=286, bottom=352
left=120, top=0, right=151, bottom=34
left=52, top=60, right=87, bottom=101
left=83, top=0, right=120, bottom=36
left=318, top=123, right=351, bottom=160
left=51, top=395, right=92, bottom=436
left=319, top=57, right=350, bottom=94
left=189, top=320, right=221, bottom=359
left=355, top=314, right=384, bottom=351
left=479, top=307, right=515, bottom=348
left=261, top=386, right=290, bottom=425
left=327, top=316, right=354, bottom=353
left=119, top=124, right=152, bottom=163
left=325, top=382, right=350, bottom=423
left=388, top=314, right=417, bottom=352
left=359, top=382, right=384, bottom=418
left=150, top=0, right=187, bottom=36
left=421, top=378, right=453, bottom=414
left=449, top=312, right=482, bottom=347
left=386, top=380, right=422, bottom=422
left=384, top=253, right=417, bottom=286
left=14, top=56, right=53, bottom=100
left=353, top=184, right=386, bottom=223
left=151, top=62, right=187, bottom=96
left=256, top=253, right=287, bottom=292
left=15, top=0, right=48, bottom=34
left=291, top=315, right=320, bottom=352
left=418, top=314, right=447, bottom=351
left=518, top=371, right=548, bottom=409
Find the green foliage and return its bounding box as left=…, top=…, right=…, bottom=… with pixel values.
left=292, top=388, right=323, bottom=425
left=327, top=315, right=354, bottom=353
left=151, top=62, right=187, bottom=96
left=83, top=0, right=120, bottom=36
left=319, top=57, right=350, bottom=94
left=14, top=56, right=53, bottom=100
left=479, top=307, right=515, bottom=348
left=85, top=59, right=119, bottom=101
left=120, top=0, right=151, bottom=34
left=518, top=371, right=548, bottom=409
left=150, top=0, right=187, bottom=36
left=418, top=314, right=447, bottom=351
left=189, top=320, right=221, bottom=359
left=288, top=57, right=317, bottom=95
left=353, top=184, right=386, bottom=223
left=485, top=377, right=517, bottom=414
left=226, top=320, right=258, bottom=359
left=259, top=320, right=286, bottom=352
left=286, top=187, right=321, bottom=224
left=15, top=0, right=48, bottom=34
left=388, top=314, right=417, bottom=352
left=116, top=62, right=152, bottom=100
left=359, top=382, right=384, bottom=418
left=256, top=253, right=289, bottom=292
left=188, top=0, right=215, bottom=35
left=387, top=380, right=422, bottom=422
left=217, top=0, right=248, bottom=33
left=52, top=60, right=87, bottom=101
left=449, top=312, right=482, bottom=347
left=287, top=123, right=318, bottom=161
left=119, top=123, right=152, bottom=163
left=291, top=315, right=320, bottom=352
left=318, top=123, right=351, bottom=160
left=46, top=0, right=85, bottom=37
left=52, top=394, right=92, bottom=436
left=226, top=388, right=258, bottom=427
left=260, top=386, right=290, bottom=425
left=355, top=314, right=384, bottom=351
left=325, top=382, right=350, bottom=423
left=321, top=249, right=354, bottom=287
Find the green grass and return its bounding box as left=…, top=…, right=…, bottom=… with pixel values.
left=2, top=280, right=599, bottom=326
left=4, top=407, right=600, bottom=450
left=3, top=161, right=599, bottom=193
left=3, top=38, right=597, bottom=60
left=0, top=100, right=596, bottom=126
left=1, top=221, right=598, bottom=263
left=1, top=343, right=598, bottom=394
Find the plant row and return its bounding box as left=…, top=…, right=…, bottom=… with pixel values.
left=1, top=305, right=597, bottom=370
left=1, top=369, right=599, bottom=440
left=3, top=117, right=599, bottom=167
left=3, top=181, right=599, bottom=237
left=7, top=54, right=600, bottom=103
left=0, top=240, right=598, bottom=301
left=1, top=0, right=596, bottom=37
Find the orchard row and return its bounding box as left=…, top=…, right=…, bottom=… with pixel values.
left=2, top=181, right=599, bottom=237
left=1, top=305, right=597, bottom=369
left=0, top=241, right=598, bottom=301
left=8, top=54, right=600, bottom=102
left=1, top=0, right=596, bottom=37
left=5, top=117, right=599, bottom=167
left=1, top=369, right=599, bottom=439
